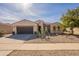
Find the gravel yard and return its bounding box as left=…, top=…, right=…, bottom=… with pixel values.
left=25, top=35, right=79, bottom=43
left=8, top=50, right=79, bottom=56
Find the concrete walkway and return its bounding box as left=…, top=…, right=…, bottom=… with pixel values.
left=0, top=50, right=13, bottom=56
left=18, top=43, right=79, bottom=50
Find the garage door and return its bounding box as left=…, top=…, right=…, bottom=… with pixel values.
left=17, top=26, right=33, bottom=34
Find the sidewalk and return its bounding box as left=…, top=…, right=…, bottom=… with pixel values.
left=17, top=43, right=79, bottom=50
left=1, top=43, right=79, bottom=55
left=0, top=50, right=13, bottom=56
left=1, top=43, right=79, bottom=50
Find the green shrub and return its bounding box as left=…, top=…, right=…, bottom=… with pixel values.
left=0, top=32, right=4, bottom=37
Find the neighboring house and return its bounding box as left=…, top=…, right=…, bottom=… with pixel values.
left=12, top=19, right=63, bottom=34
left=12, top=19, right=38, bottom=34
left=0, top=23, right=13, bottom=34
left=50, top=22, right=63, bottom=34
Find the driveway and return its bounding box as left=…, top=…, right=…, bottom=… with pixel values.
left=0, top=34, right=36, bottom=44
left=0, top=37, right=24, bottom=44
left=7, top=34, right=36, bottom=41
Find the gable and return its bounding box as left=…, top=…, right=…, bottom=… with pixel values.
left=13, top=20, right=37, bottom=26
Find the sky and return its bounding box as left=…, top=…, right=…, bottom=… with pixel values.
left=0, top=3, right=79, bottom=24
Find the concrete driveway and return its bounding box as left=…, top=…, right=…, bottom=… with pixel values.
left=0, top=37, right=24, bottom=44
left=0, top=34, right=35, bottom=44
left=7, top=34, right=36, bottom=41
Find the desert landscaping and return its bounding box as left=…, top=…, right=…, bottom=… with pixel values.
left=0, top=34, right=79, bottom=56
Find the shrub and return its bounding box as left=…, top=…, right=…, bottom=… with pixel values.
left=0, top=31, right=4, bottom=37
left=0, top=33, right=3, bottom=37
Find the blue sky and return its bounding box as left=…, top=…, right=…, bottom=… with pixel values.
left=0, top=3, right=79, bottom=23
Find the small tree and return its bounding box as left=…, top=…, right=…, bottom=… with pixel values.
left=61, top=7, right=79, bottom=35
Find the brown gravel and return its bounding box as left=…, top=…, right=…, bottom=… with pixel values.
left=24, top=35, right=79, bottom=43
left=8, top=50, right=79, bottom=56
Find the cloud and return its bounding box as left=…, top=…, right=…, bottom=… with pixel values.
left=38, top=15, right=61, bottom=23
left=0, top=3, right=61, bottom=23
left=0, top=7, right=22, bottom=23
left=0, top=3, right=37, bottom=23
left=0, top=3, right=44, bottom=24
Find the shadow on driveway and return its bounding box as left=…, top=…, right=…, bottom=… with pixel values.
left=7, top=34, right=37, bottom=41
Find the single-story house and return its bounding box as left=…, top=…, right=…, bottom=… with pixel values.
left=12, top=19, right=63, bottom=34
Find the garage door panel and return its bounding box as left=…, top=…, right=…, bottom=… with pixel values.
left=17, top=26, right=33, bottom=34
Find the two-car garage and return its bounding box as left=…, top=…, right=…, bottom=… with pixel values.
left=17, top=26, right=33, bottom=34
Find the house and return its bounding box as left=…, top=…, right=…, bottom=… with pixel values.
left=0, top=23, right=13, bottom=34
left=12, top=19, right=63, bottom=34
left=12, top=19, right=38, bottom=34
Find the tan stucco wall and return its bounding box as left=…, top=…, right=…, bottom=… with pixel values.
left=74, top=28, right=79, bottom=35
left=50, top=24, right=63, bottom=34
left=33, top=24, right=38, bottom=33
left=13, top=26, right=17, bottom=34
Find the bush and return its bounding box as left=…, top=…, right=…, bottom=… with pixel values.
left=0, top=32, right=4, bottom=37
